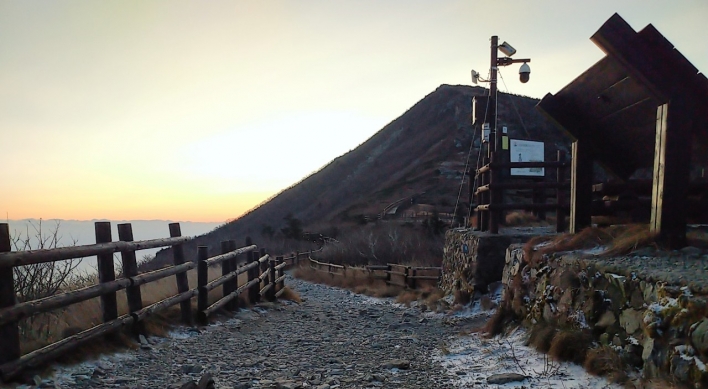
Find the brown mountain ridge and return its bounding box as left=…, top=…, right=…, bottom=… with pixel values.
left=151, top=84, right=569, bottom=266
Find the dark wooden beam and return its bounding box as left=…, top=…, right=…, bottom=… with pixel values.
left=570, top=141, right=593, bottom=233
left=650, top=103, right=691, bottom=248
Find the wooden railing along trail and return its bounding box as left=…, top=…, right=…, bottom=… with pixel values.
left=307, top=257, right=441, bottom=289
left=0, top=222, right=297, bottom=382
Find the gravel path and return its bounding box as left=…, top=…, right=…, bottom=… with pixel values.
left=43, top=277, right=466, bottom=388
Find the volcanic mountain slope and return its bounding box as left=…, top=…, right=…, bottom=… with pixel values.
left=151, top=84, right=570, bottom=265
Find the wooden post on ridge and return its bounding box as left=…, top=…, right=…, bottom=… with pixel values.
left=95, top=222, right=118, bottom=323
left=0, top=223, right=20, bottom=366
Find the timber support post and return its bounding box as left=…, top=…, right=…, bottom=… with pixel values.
left=220, top=241, right=232, bottom=310
left=117, top=223, right=144, bottom=334
left=169, top=223, right=192, bottom=325
left=651, top=102, right=691, bottom=248
left=267, top=257, right=277, bottom=301
left=556, top=150, right=566, bottom=233
left=0, top=223, right=20, bottom=367
left=277, top=256, right=285, bottom=291
left=570, top=141, right=593, bottom=233
left=95, top=222, right=118, bottom=323
left=197, top=246, right=209, bottom=325
left=228, top=240, right=238, bottom=311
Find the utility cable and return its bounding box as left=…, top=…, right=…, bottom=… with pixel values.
left=498, top=69, right=531, bottom=138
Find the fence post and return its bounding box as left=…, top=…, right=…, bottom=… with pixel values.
left=95, top=222, right=118, bottom=323
left=256, top=249, right=268, bottom=302
left=277, top=256, right=285, bottom=291
left=169, top=223, right=192, bottom=325
left=410, top=268, right=417, bottom=289
left=246, top=238, right=258, bottom=306
left=0, top=223, right=20, bottom=366
left=385, top=264, right=392, bottom=286
left=404, top=266, right=410, bottom=289
left=220, top=241, right=232, bottom=310
left=228, top=240, right=238, bottom=311
left=295, top=251, right=299, bottom=267
left=268, top=257, right=278, bottom=301
left=556, top=150, right=566, bottom=233
left=197, top=246, right=209, bottom=324
left=117, top=223, right=143, bottom=333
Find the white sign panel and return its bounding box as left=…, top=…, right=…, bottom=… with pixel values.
left=482, top=123, right=490, bottom=143
left=510, top=139, right=544, bottom=176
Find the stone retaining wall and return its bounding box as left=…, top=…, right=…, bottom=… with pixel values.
left=502, top=245, right=708, bottom=385
left=441, top=228, right=539, bottom=294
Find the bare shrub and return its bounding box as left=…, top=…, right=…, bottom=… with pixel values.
left=9, top=220, right=84, bottom=345
left=316, top=223, right=442, bottom=267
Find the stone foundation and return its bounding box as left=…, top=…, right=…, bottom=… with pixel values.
left=502, top=245, right=708, bottom=385
left=441, top=228, right=543, bottom=294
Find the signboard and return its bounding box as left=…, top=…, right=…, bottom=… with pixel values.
left=482, top=123, right=490, bottom=143
left=510, top=139, right=544, bottom=176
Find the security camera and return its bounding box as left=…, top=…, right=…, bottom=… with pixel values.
left=519, top=62, right=530, bottom=83
left=498, top=41, right=516, bottom=57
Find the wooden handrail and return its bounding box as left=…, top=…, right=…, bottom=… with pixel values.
left=0, top=236, right=191, bottom=268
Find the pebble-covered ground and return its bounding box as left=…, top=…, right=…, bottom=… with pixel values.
left=22, top=276, right=620, bottom=389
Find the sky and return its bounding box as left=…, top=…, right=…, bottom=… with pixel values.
left=1, top=1, right=706, bottom=223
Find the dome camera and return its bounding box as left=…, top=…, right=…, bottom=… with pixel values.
left=519, top=62, right=530, bottom=83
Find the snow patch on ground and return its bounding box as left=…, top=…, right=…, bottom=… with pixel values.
left=435, top=327, right=622, bottom=388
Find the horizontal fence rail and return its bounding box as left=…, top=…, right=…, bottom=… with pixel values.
left=475, top=150, right=569, bottom=233
left=0, top=222, right=301, bottom=382
left=306, top=256, right=441, bottom=290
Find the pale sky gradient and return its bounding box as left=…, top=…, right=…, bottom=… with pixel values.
left=2, top=1, right=706, bottom=222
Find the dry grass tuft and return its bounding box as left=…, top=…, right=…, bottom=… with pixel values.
left=278, top=287, right=302, bottom=303
left=602, top=224, right=657, bottom=256
left=548, top=330, right=592, bottom=364
left=523, top=224, right=662, bottom=266
left=396, top=290, right=420, bottom=306
left=505, top=211, right=539, bottom=227
left=526, top=325, right=557, bottom=353
left=483, top=304, right=511, bottom=337
left=584, top=346, right=628, bottom=383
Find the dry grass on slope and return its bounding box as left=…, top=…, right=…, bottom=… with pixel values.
left=522, top=224, right=661, bottom=265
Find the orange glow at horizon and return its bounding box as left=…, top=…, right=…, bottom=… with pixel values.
left=1, top=1, right=705, bottom=223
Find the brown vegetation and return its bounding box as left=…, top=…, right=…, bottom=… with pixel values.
left=548, top=330, right=593, bottom=365
left=292, top=265, right=446, bottom=309
left=584, top=345, right=628, bottom=384
left=522, top=224, right=661, bottom=266
left=314, top=223, right=444, bottom=267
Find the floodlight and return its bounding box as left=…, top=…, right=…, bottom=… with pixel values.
left=471, top=70, right=480, bottom=84
left=498, top=41, right=516, bottom=57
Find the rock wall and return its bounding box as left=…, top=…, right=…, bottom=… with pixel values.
left=502, top=244, right=708, bottom=385
left=441, top=228, right=537, bottom=294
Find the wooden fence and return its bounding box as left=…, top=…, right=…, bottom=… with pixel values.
left=475, top=150, right=569, bottom=233
left=0, top=221, right=296, bottom=382
left=307, top=257, right=441, bottom=289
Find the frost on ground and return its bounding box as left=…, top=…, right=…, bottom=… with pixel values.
left=435, top=327, right=622, bottom=388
